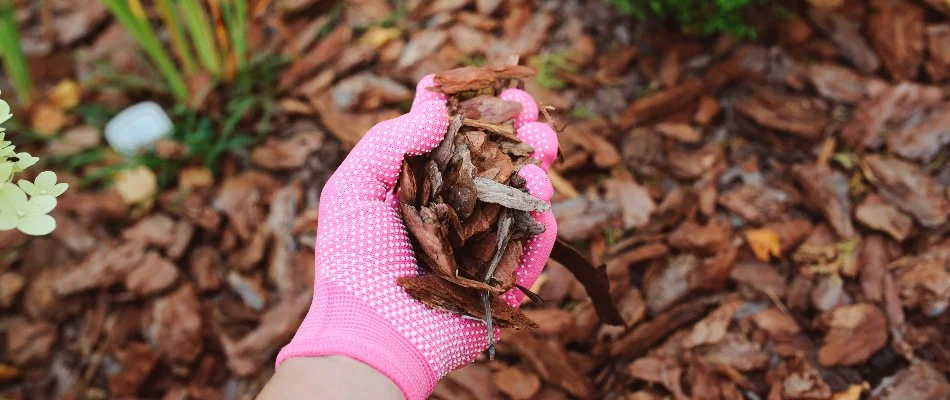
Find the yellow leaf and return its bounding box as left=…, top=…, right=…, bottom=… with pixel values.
left=745, top=229, right=781, bottom=261
left=114, top=166, right=157, bottom=205
left=359, top=27, right=402, bottom=49
left=46, top=80, right=81, bottom=110
left=831, top=382, right=869, bottom=400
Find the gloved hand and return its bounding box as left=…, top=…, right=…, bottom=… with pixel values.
left=276, top=75, right=559, bottom=400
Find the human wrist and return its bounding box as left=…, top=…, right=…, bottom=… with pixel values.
left=275, top=280, right=437, bottom=400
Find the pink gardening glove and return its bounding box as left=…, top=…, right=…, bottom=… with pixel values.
left=276, top=75, right=559, bottom=400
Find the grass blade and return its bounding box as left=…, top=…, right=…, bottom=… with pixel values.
left=155, top=0, right=198, bottom=76
left=101, top=0, right=189, bottom=102
left=0, top=0, right=33, bottom=104
left=178, top=0, right=221, bottom=76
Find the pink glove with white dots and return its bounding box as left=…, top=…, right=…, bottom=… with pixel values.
left=276, top=75, right=559, bottom=400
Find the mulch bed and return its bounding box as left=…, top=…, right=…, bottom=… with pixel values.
left=2, top=0, right=950, bottom=399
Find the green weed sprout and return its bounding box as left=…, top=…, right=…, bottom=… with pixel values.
left=0, top=0, right=33, bottom=105
left=178, top=0, right=221, bottom=76
left=0, top=92, right=67, bottom=235
left=608, top=0, right=762, bottom=38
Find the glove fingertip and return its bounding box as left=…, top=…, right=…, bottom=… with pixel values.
left=517, top=164, right=554, bottom=203
left=412, top=74, right=447, bottom=111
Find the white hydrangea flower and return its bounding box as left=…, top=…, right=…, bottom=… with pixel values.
left=18, top=171, right=68, bottom=198
left=0, top=162, right=11, bottom=182
left=11, top=151, right=38, bottom=171
left=0, top=99, right=11, bottom=125
left=0, top=182, right=57, bottom=235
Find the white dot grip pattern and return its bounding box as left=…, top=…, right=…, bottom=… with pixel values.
left=276, top=75, right=559, bottom=400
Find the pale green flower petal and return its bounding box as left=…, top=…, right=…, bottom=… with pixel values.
left=35, top=171, right=56, bottom=190
left=17, top=179, right=36, bottom=196
left=49, top=182, right=68, bottom=197
left=0, top=163, right=11, bottom=182
left=25, top=195, right=56, bottom=214
left=0, top=100, right=11, bottom=125
left=0, top=182, right=26, bottom=210
left=13, top=152, right=38, bottom=170
left=17, top=214, right=55, bottom=235
left=0, top=210, right=17, bottom=230
left=0, top=144, right=14, bottom=158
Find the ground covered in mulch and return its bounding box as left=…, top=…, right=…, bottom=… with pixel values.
left=2, top=0, right=950, bottom=399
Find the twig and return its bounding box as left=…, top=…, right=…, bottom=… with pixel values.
left=483, top=214, right=513, bottom=281
left=482, top=291, right=494, bottom=359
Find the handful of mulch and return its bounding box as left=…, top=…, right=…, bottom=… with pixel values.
left=396, top=65, right=623, bottom=356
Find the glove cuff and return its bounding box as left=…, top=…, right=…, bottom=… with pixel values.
left=276, top=281, right=436, bottom=400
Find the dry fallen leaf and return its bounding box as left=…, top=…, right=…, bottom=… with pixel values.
left=817, top=303, right=888, bottom=366
left=46, top=79, right=81, bottom=109
left=30, top=103, right=68, bottom=136
left=745, top=228, right=782, bottom=261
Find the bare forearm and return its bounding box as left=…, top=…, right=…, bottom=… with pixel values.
left=257, top=357, right=404, bottom=400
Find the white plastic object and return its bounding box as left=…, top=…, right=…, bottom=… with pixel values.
left=104, top=101, right=173, bottom=156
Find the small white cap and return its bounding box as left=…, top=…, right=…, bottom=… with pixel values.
left=104, top=101, right=173, bottom=156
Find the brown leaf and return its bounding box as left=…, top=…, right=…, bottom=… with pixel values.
left=433, top=66, right=496, bottom=94
left=0, top=272, right=24, bottom=308
left=807, top=63, right=887, bottom=104
left=793, top=164, right=856, bottom=238
left=730, top=261, right=787, bottom=299
left=841, top=82, right=944, bottom=149
left=397, top=275, right=536, bottom=328
left=627, top=356, right=687, bottom=400
left=855, top=194, right=913, bottom=241
left=604, top=176, right=655, bottom=230
left=719, top=184, right=792, bottom=224
left=735, top=87, right=830, bottom=141
left=551, top=238, right=624, bottom=325
left=124, top=251, right=180, bottom=296
left=433, top=364, right=501, bottom=400
left=885, top=102, right=950, bottom=162
left=330, top=73, right=411, bottom=110
left=668, top=219, right=731, bottom=255
left=54, top=242, right=147, bottom=295
left=218, top=295, right=310, bottom=376
left=808, top=9, right=880, bottom=73
left=107, top=342, right=159, bottom=397
left=656, top=122, right=702, bottom=144
left=817, top=303, right=888, bottom=366
left=644, top=254, right=697, bottom=314
left=251, top=124, right=324, bottom=170
left=871, top=362, right=950, bottom=400
left=924, top=24, right=950, bottom=82
left=610, top=299, right=712, bottom=359
left=865, top=155, right=949, bottom=227
left=143, top=284, right=203, bottom=363
left=894, top=256, right=950, bottom=316
left=189, top=245, right=225, bottom=292
left=618, top=78, right=704, bottom=128
left=458, top=96, right=522, bottom=124
left=505, top=331, right=593, bottom=398
left=782, top=356, right=833, bottom=399
left=122, top=214, right=177, bottom=248
left=868, top=0, right=926, bottom=81
left=5, top=321, right=56, bottom=366
left=682, top=299, right=743, bottom=348
left=493, top=366, right=541, bottom=400
left=701, top=332, right=770, bottom=372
